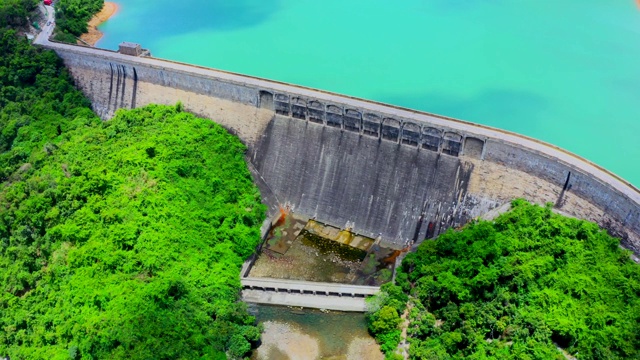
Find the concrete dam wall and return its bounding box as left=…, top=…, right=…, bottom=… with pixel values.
left=43, top=42, right=640, bottom=254
left=253, top=115, right=473, bottom=245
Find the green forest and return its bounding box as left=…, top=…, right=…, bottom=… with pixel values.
left=0, top=0, right=103, bottom=42
left=368, top=200, right=640, bottom=359
left=1, top=29, right=266, bottom=359
left=0, top=0, right=38, bottom=28
left=53, top=0, right=104, bottom=42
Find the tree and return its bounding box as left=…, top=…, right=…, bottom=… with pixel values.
left=395, top=200, right=640, bottom=359
left=0, top=30, right=267, bottom=359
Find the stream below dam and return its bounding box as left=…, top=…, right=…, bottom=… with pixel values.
left=248, top=213, right=397, bottom=286
left=248, top=304, right=383, bottom=360
left=242, top=215, right=391, bottom=357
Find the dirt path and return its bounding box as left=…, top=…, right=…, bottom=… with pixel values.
left=397, top=303, right=413, bottom=359
left=79, top=2, right=118, bottom=46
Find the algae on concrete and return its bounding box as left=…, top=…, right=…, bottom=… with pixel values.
left=248, top=214, right=396, bottom=286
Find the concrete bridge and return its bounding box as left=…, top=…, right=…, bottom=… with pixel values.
left=33, top=18, right=640, bottom=255
left=240, top=277, right=378, bottom=312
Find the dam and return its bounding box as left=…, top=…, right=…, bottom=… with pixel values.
left=33, top=37, right=640, bottom=259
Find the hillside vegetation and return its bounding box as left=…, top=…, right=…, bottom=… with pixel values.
left=0, top=0, right=38, bottom=28
left=1, top=29, right=265, bottom=359
left=368, top=200, right=640, bottom=359
left=53, top=0, right=104, bottom=42
left=0, top=0, right=104, bottom=42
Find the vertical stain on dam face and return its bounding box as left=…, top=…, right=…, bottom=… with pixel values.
left=556, top=171, right=572, bottom=208
left=412, top=153, right=441, bottom=243
left=131, top=67, right=138, bottom=109
left=113, top=65, right=122, bottom=114
left=120, top=65, right=127, bottom=109
left=252, top=116, right=476, bottom=247
left=107, top=63, right=114, bottom=115
left=415, top=157, right=473, bottom=241
left=450, top=162, right=474, bottom=226
left=563, top=171, right=572, bottom=191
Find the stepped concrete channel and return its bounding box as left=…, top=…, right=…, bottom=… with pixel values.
left=35, top=18, right=640, bottom=309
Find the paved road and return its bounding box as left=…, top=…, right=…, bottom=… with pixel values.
left=34, top=4, right=55, bottom=45
left=33, top=11, right=639, bottom=207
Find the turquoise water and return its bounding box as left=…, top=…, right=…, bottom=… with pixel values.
left=99, top=1, right=640, bottom=186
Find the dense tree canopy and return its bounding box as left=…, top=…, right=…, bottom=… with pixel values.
left=0, top=0, right=104, bottom=42
left=53, top=0, right=103, bottom=42
left=366, top=282, right=407, bottom=358
left=1, top=30, right=266, bottom=359
left=0, top=0, right=38, bottom=28
left=369, top=200, right=640, bottom=359
left=1, top=28, right=93, bottom=182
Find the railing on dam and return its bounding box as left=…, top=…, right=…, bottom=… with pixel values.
left=240, top=277, right=379, bottom=312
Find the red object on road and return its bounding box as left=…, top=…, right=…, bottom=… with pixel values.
left=43, top=0, right=52, bottom=5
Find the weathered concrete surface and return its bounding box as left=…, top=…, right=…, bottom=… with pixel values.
left=241, top=277, right=379, bottom=296
left=53, top=52, right=274, bottom=145
left=33, top=36, right=640, bottom=254
left=463, top=143, right=640, bottom=253
left=241, top=277, right=378, bottom=312
left=241, top=290, right=367, bottom=312
left=252, top=116, right=472, bottom=246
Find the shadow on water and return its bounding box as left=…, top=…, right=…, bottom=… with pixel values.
left=376, top=89, right=550, bottom=133
left=109, top=0, right=281, bottom=39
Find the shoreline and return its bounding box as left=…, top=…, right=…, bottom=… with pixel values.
left=79, top=2, right=118, bottom=46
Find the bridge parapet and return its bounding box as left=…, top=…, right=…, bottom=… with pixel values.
left=241, top=277, right=378, bottom=297
left=240, top=277, right=379, bottom=312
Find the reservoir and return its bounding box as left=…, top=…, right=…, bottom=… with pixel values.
left=98, top=0, right=640, bottom=187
